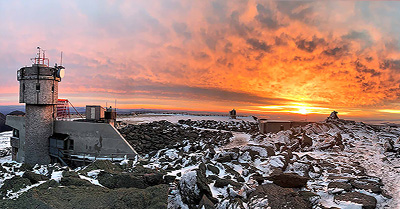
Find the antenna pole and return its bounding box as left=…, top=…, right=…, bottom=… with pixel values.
left=37, top=47, right=41, bottom=64
left=60, top=51, right=63, bottom=66
left=43, top=50, right=46, bottom=65
left=115, top=99, right=117, bottom=111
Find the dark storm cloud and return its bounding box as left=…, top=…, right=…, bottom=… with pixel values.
left=200, top=29, right=219, bottom=51
left=173, top=22, right=191, bottom=39
left=322, top=46, right=348, bottom=57
left=246, top=38, right=272, bottom=52
left=380, top=59, right=400, bottom=71
left=211, top=0, right=228, bottom=22
left=355, top=60, right=381, bottom=77
left=192, top=52, right=211, bottom=60
left=255, top=4, right=283, bottom=29
left=274, top=34, right=289, bottom=46
left=295, top=37, right=325, bottom=53
left=342, top=30, right=370, bottom=40
left=230, top=11, right=252, bottom=37
left=361, top=81, right=377, bottom=92
left=341, top=30, right=372, bottom=48
left=276, top=1, right=313, bottom=21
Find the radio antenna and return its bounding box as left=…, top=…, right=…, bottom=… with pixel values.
left=60, top=51, right=63, bottom=66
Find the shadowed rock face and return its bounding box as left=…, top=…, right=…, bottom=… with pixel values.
left=267, top=170, right=309, bottom=188
left=0, top=184, right=169, bottom=209
left=0, top=176, right=32, bottom=197
left=0, top=161, right=169, bottom=209
left=248, top=183, right=311, bottom=209
left=119, top=121, right=233, bottom=154
left=334, top=192, right=377, bottom=209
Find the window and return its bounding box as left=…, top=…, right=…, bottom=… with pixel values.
left=36, top=83, right=40, bottom=91
left=22, top=83, right=25, bottom=92
left=51, top=85, right=54, bottom=92
left=13, top=129, right=19, bottom=138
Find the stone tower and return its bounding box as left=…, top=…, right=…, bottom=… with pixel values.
left=17, top=48, right=65, bottom=165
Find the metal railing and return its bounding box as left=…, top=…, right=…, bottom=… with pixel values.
left=50, top=147, right=136, bottom=165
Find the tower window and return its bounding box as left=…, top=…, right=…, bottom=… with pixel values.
left=52, top=85, right=54, bottom=92
left=22, top=83, right=25, bottom=92
left=36, top=83, right=40, bottom=91
left=13, top=129, right=19, bottom=138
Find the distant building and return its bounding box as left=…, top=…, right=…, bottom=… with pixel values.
left=258, top=119, right=310, bottom=134
left=86, top=105, right=105, bottom=121
left=229, top=109, right=237, bottom=119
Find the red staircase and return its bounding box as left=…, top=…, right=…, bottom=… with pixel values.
left=57, top=99, right=70, bottom=120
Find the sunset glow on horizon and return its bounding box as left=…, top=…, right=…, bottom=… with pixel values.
left=1, top=1, right=400, bottom=122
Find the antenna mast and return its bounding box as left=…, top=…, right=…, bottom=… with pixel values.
left=60, top=51, right=63, bottom=66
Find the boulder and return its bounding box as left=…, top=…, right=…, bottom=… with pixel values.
left=0, top=176, right=32, bottom=197
left=0, top=164, right=7, bottom=173
left=267, top=170, right=309, bottom=188
left=23, top=171, right=49, bottom=184
left=384, top=139, right=395, bottom=152
left=301, top=133, right=313, bottom=147
left=19, top=163, right=33, bottom=171
left=252, top=173, right=265, bottom=185
left=241, top=145, right=275, bottom=159
left=98, top=172, right=147, bottom=189
left=268, top=155, right=288, bottom=170
left=198, top=195, right=215, bottom=209
left=334, top=133, right=343, bottom=146
left=216, top=153, right=232, bottom=163
left=60, top=177, right=94, bottom=187
left=143, top=173, right=164, bottom=186
left=334, top=192, right=377, bottom=209
left=328, top=182, right=352, bottom=192
left=207, top=164, right=220, bottom=175
left=349, top=179, right=382, bottom=193
left=82, top=160, right=122, bottom=174
left=214, top=178, right=241, bottom=189
left=248, top=183, right=311, bottom=208
left=164, top=175, right=176, bottom=184
left=179, top=169, right=216, bottom=207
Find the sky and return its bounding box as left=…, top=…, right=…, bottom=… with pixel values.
left=1, top=0, right=400, bottom=122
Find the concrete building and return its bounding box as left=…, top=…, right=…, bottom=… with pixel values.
left=258, top=119, right=310, bottom=134
left=86, top=105, right=105, bottom=121
left=6, top=49, right=136, bottom=166
left=229, top=109, right=237, bottom=119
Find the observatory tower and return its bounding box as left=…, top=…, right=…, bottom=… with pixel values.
left=17, top=47, right=65, bottom=165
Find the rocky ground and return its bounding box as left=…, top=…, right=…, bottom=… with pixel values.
left=0, top=116, right=399, bottom=208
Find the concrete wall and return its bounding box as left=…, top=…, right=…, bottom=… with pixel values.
left=54, top=121, right=136, bottom=158
left=259, top=120, right=311, bottom=134
left=291, top=122, right=310, bottom=128
left=5, top=115, right=26, bottom=162
left=259, top=121, right=292, bottom=133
